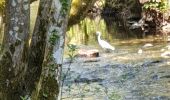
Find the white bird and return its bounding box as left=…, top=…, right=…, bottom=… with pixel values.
left=96, top=31, right=115, bottom=51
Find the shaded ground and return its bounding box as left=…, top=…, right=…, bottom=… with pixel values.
left=62, top=41, right=170, bottom=100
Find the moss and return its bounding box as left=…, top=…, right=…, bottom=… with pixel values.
left=0, top=50, right=21, bottom=100
left=49, top=29, right=60, bottom=46
left=60, top=0, right=70, bottom=16
left=38, top=76, right=59, bottom=100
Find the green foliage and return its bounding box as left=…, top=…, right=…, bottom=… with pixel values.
left=143, top=1, right=168, bottom=12
left=0, top=0, right=4, bottom=4
left=20, top=95, right=29, bottom=100
left=49, top=29, right=60, bottom=45
left=0, top=0, right=5, bottom=11
left=60, top=44, right=77, bottom=98
left=42, top=93, right=48, bottom=98
left=67, top=44, right=77, bottom=52
left=67, top=44, right=77, bottom=60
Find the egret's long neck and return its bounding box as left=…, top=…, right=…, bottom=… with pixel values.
left=98, top=34, right=101, bottom=42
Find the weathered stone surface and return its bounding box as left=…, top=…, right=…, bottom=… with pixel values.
left=77, top=49, right=99, bottom=57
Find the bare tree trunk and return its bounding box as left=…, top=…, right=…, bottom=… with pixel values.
left=0, top=0, right=30, bottom=99
left=0, top=0, right=70, bottom=99
left=36, top=0, right=71, bottom=99
left=25, top=0, right=52, bottom=96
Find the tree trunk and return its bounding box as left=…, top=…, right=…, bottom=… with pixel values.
left=35, top=0, right=71, bottom=99
left=0, top=0, right=70, bottom=99
left=0, top=0, right=30, bottom=99
left=68, top=0, right=97, bottom=27
left=25, top=0, right=52, bottom=96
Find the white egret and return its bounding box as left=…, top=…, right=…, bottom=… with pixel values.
left=96, top=31, right=115, bottom=51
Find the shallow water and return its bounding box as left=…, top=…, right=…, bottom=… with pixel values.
left=62, top=38, right=170, bottom=100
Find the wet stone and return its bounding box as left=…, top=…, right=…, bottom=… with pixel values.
left=77, top=49, right=99, bottom=57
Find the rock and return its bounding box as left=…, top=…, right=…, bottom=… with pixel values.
left=83, top=58, right=100, bottom=63
left=138, top=48, right=143, bottom=54
left=166, top=45, right=170, bottom=49
left=161, top=51, right=170, bottom=58
left=77, top=49, right=99, bottom=57
left=143, top=43, right=153, bottom=48
left=74, top=78, right=103, bottom=83
left=161, top=48, right=165, bottom=52
left=161, top=45, right=170, bottom=52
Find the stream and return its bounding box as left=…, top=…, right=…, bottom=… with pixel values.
left=62, top=39, right=170, bottom=100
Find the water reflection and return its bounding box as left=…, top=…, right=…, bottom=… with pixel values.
left=66, top=17, right=117, bottom=45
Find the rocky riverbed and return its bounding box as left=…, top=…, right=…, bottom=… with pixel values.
left=62, top=42, right=170, bottom=100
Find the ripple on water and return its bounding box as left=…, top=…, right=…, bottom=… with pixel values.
left=63, top=42, right=170, bottom=99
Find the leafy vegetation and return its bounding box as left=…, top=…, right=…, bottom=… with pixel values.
left=143, top=1, right=168, bottom=12
left=67, top=44, right=77, bottom=60
left=60, top=44, right=77, bottom=99
left=20, top=95, right=29, bottom=100
left=0, top=0, right=4, bottom=12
